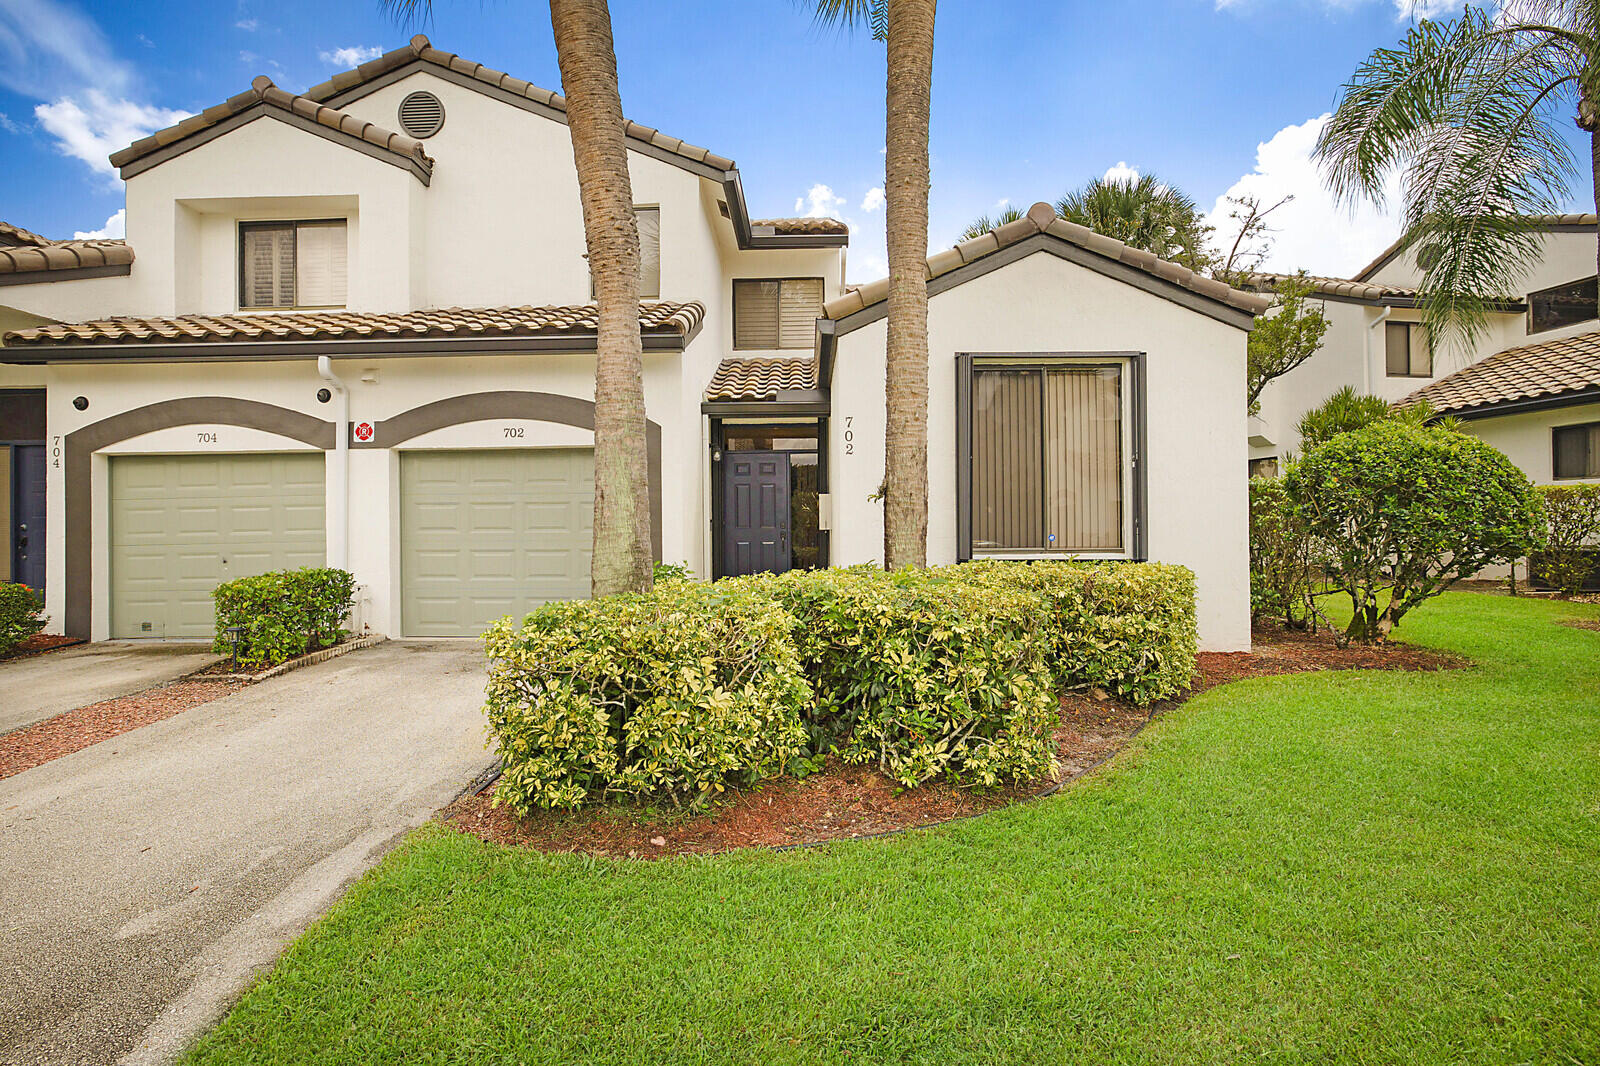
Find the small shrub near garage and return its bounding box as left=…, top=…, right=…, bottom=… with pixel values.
left=954, top=559, right=1197, bottom=705
left=483, top=580, right=812, bottom=811
left=0, top=582, right=46, bottom=655
left=212, top=567, right=356, bottom=668
left=1532, top=484, right=1600, bottom=595
left=742, top=566, right=1060, bottom=789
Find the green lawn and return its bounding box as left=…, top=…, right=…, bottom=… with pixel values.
left=186, top=592, right=1600, bottom=1065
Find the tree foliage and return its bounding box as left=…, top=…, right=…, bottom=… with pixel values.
left=1295, top=385, right=1450, bottom=450
left=1535, top=484, right=1600, bottom=594
left=1246, top=274, right=1330, bottom=415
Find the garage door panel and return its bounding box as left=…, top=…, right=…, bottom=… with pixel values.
left=401, top=449, right=593, bottom=636
left=110, top=454, right=325, bottom=639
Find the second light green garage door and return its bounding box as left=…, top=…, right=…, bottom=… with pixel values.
left=109, top=453, right=326, bottom=639
left=400, top=449, right=594, bottom=636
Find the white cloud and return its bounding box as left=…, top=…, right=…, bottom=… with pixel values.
left=0, top=111, right=20, bottom=134
left=794, top=183, right=847, bottom=218
left=1102, top=161, right=1141, bottom=183
left=1218, top=0, right=1480, bottom=17
left=319, top=45, right=383, bottom=67
left=235, top=18, right=258, bottom=30
left=1205, top=112, right=1403, bottom=277
left=1395, top=0, right=1459, bottom=14
left=860, top=187, right=885, bottom=212
left=73, top=207, right=124, bottom=239
left=34, top=90, right=188, bottom=178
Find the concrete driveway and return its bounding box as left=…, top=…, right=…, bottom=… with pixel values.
left=0, top=640, right=495, bottom=1066
left=0, top=643, right=220, bottom=735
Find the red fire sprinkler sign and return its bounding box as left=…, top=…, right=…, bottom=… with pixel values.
left=354, top=422, right=374, bottom=442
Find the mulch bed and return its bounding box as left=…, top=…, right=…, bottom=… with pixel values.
left=443, top=624, right=1467, bottom=859
left=0, top=634, right=85, bottom=662
left=0, top=680, right=245, bottom=780
left=1561, top=618, right=1600, bottom=632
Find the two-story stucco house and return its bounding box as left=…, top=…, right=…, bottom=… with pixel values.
left=1245, top=218, right=1600, bottom=493
left=0, top=37, right=1266, bottom=651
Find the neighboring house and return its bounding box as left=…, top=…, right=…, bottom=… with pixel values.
left=1244, top=216, right=1600, bottom=485
left=0, top=38, right=1265, bottom=651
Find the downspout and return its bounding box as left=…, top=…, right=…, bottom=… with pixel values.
left=317, top=356, right=349, bottom=570
left=1364, top=306, right=1392, bottom=394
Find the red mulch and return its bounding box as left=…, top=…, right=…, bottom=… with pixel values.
left=0, top=634, right=84, bottom=662
left=0, top=680, right=245, bottom=780
left=443, top=624, right=1467, bottom=859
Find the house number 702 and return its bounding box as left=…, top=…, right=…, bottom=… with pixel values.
left=503, top=426, right=525, bottom=438
left=844, top=416, right=854, bottom=455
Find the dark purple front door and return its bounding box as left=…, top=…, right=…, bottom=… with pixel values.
left=12, top=444, right=45, bottom=591
left=720, top=450, right=791, bottom=577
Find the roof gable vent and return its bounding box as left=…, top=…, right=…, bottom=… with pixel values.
left=397, top=90, right=445, bottom=138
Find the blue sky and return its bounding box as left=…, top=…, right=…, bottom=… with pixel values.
left=1, top=0, right=1591, bottom=282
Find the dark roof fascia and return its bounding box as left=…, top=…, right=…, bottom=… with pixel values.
left=318, top=61, right=846, bottom=252
left=701, top=399, right=831, bottom=417
left=1296, top=291, right=1528, bottom=312
left=1433, top=386, right=1600, bottom=421
left=827, top=234, right=1259, bottom=338
left=0, top=330, right=695, bottom=365
left=117, top=103, right=431, bottom=185
left=0, top=263, right=133, bottom=287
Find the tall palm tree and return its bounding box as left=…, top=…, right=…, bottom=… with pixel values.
left=816, top=0, right=936, bottom=570
left=1316, top=1, right=1600, bottom=346
left=386, top=0, right=652, bottom=596
left=962, top=174, right=1214, bottom=272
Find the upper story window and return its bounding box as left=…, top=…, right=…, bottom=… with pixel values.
left=733, top=277, right=824, bottom=349
left=1385, top=321, right=1432, bottom=378
left=1528, top=276, right=1598, bottom=334
left=239, top=220, right=347, bottom=310
left=1554, top=420, right=1600, bottom=479
left=589, top=206, right=659, bottom=299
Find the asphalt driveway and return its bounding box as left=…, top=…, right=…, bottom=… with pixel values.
left=0, top=643, right=219, bottom=735
left=0, top=640, right=494, bottom=1066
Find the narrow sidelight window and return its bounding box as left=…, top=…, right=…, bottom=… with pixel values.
left=239, top=220, right=347, bottom=310
left=733, top=278, right=824, bottom=349
left=1385, top=322, right=1432, bottom=377
left=1553, top=421, right=1600, bottom=479
left=969, top=364, right=1124, bottom=553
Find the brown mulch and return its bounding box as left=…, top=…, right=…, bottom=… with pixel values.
left=1561, top=617, right=1600, bottom=632
left=0, top=680, right=245, bottom=780
left=443, top=624, right=1467, bottom=859
left=0, top=634, right=85, bottom=662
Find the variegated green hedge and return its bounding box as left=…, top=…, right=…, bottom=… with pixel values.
left=484, top=561, right=1197, bottom=811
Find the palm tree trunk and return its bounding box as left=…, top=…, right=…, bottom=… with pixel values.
left=881, top=0, right=935, bottom=570
left=1592, top=124, right=1599, bottom=316
left=550, top=0, right=652, bottom=596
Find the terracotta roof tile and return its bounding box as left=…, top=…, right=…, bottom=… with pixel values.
left=0, top=239, right=134, bottom=276
left=0, top=221, right=55, bottom=248
left=750, top=217, right=849, bottom=236
left=2, top=301, right=706, bottom=347
left=301, top=35, right=737, bottom=174
left=1399, top=329, right=1600, bottom=415
left=823, top=201, right=1271, bottom=321
left=109, top=76, right=433, bottom=180
left=704, top=357, right=817, bottom=401
left=1244, top=271, right=1418, bottom=302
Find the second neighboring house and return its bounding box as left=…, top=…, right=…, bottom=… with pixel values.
left=1244, top=217, right=1600, bottom=489
left=0, top=37, right=1266, bottom=651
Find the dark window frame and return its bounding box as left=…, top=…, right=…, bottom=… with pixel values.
left=1552, top=419, right=1600, bottom=480
left=1385, top=321, right=1433, bottom=378
left=955, top=353, right=1148, bottom=562
left=732, top=276, right=825, bottom=350
left=1527, top=275, right=1599, bottom=335
left=237, top=218, right=347, bottom=311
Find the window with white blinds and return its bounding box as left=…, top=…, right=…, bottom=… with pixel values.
left=969, top=364, right=1124, bottom=554
left=239, top=220, right=348, bottom=309
left=733, top=277, right=824, bottom=349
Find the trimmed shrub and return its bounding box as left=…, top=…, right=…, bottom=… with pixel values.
left=212, top=567, right=356, bottom=667
left=1534, top=484, right=1600, bottom=596
left=739, top=566, right=1059, bottom=789
left=484, top=580, right=811, bottom=812
left=0, top=582, right=46, bottom=655
left=1285, top=422, right=1544, bottom=643
left=953, top=560, right=1197, bottom=705
left=1249, top=478, right=1317, bottom=627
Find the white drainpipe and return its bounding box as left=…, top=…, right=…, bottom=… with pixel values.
left=317, top=356, right=350, bottom=570
left=1364, top=306, right=1392, bottom=394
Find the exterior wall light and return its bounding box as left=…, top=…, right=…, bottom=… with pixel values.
left=317, top=388, right=332, bottom=404
left=73, top=396, right=89, bottom=411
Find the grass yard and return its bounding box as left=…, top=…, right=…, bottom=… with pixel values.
left=185, top=592, right=1600, bottom=1065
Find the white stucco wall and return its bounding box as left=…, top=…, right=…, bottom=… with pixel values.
left=827, top=250, right=1251, bottom=651
left=1462, top=401, right=1600, bottom=486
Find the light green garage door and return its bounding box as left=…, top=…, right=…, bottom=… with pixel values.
left=109, top=453, right=326, bottom=639
left=400, top=449, right=593, bottom=637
